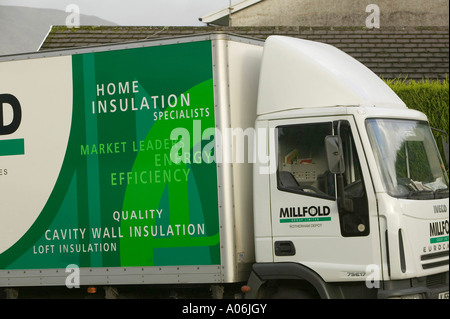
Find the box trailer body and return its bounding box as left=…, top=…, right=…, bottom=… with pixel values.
left=0, top=33, right=261, bottom=289
left=0, top=33, right=448, bottom=299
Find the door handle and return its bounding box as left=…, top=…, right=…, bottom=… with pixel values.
left=274, top=241, right=296, bottom=256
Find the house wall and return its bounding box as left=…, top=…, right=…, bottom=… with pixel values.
left=231, top=0, right=449, bottom=27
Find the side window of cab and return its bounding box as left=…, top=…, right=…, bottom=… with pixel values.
left=276, top=122, right=335, bottom=200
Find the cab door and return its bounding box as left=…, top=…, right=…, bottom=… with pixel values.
left=268, top=115, right=381, bottom=282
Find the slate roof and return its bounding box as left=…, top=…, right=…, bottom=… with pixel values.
left=39, top=26, right=449, bottom=80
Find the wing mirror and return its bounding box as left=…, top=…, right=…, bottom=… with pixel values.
left=325, top=135, right=353, bottom=213
left=325, top=135, right=345, bottom=174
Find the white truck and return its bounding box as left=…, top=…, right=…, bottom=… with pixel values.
left=0, top=33, right=448, bottom=299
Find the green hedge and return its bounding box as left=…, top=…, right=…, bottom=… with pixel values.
left=385, top=78, right=449, bottom=133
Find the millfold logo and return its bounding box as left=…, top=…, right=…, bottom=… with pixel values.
left=430, top=220, right=449, bottom=244
left=0, top=93, right=24, bottom=156
left=279, top=206, right=331, bottom=223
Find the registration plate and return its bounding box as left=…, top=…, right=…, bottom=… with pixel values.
left=439, top=291, right=449, bottom=299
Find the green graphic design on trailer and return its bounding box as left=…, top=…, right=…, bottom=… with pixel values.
left=0, top=40, right=220, bottom=270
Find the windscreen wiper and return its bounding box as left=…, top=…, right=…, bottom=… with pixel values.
left=407, top=190, right=434, bottom=199
left=434, top=188, right=449, bottom=199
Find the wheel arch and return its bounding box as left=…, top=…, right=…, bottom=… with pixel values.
left=245, top=262, right=344, bottom=299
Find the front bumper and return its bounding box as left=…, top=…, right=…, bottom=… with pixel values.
left=378, top=272, right=449, bottom=299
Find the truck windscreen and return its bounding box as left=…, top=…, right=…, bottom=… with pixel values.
left=366, top=119, right=449, bottom=199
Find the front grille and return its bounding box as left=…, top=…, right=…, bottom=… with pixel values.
left=421, top=251, right=449, bottom=270
left=426, top=273, right=448, bottom=287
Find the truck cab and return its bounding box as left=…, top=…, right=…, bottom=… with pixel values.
left=248, top=36, right=449, bottom=299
